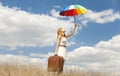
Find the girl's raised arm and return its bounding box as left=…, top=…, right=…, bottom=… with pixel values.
left=66, top=24, right=77, bottom=38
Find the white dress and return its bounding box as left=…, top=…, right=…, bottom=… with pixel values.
left=57, top=37, right=67, bottom=60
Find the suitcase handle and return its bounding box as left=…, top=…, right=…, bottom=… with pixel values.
left=54, top=54, right=58, bottom=56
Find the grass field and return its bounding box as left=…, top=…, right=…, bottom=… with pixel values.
left=0, top=63, right=115, bottom=76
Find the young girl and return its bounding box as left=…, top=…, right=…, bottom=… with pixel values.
left=55, top=24, right=77, bottom=60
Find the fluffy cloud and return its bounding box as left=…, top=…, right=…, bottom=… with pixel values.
left=0, top=4, right=73, bottom=47
left=79, top=9, right=120, bottom=25
left=96, top=35, right=120, bottom=52
left=0, top=54, right=45, bottom=65
left=67, top=35, right=120, bottom=72
left=50, top=9, right=60, bottom=18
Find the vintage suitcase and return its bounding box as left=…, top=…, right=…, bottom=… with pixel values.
left=48, top=55, right=64, bottom=72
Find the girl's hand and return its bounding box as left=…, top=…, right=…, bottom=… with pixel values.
left=74, top=24, right=77, bottom=30
left=54, top=54, right=58, bottom=56
left=75, top=24, right=77, bottom=27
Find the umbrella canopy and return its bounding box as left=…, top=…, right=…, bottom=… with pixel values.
left=60, top=4, right=87, bottom=16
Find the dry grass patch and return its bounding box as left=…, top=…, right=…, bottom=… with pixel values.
left=0, top=63, right=115, bottom=76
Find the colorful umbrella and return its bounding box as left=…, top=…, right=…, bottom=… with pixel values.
left=60, top=4, right=87, bottom=24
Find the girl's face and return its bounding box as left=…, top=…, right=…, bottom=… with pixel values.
left=62, top=31, right=65, bottom=34
left=58, top=28, right=66, bottom=37
left=61, top=30, right=66, bottom=36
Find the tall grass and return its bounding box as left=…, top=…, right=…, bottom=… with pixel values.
left=0, top=63, right=115, bottom=76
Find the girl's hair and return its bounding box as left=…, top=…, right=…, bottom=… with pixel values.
left=57, top=28, right=62, bottom=35
left=57, top=28, right=66, bottom=40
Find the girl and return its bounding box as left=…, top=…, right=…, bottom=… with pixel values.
left=55, top=24, right=77, bottom=60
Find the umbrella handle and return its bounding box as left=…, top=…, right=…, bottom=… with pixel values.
left=74, top=16, right=76, bottom=24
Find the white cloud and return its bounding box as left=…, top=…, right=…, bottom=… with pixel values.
left=0, top=54, right=45, bottom=65
left=79, top=9, right=120, bottom=25
left=0, top=52, right=57, bottom=63
left=30, top=53, right=48, bottom=58
left=0, top=4, right=73, bottom=47
left=96, top=35, right=120, bottom=52
left=67, top=35, right=120, bottom=72
left=50, top=9, right=60, bottom=18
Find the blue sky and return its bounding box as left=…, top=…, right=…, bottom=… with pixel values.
left=0, top=0, right=120, bottom=74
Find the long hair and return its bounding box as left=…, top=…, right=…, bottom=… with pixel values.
left=57, top=28, right=66, bottom=40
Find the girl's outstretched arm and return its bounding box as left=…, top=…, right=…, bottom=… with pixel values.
left=66, top=24, right=77, bottom=38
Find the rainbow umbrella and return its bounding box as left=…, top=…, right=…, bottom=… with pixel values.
left=60, top=4, right=87, bottom=24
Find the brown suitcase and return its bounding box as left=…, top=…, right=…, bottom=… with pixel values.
left=48, top=55, right=64, bottom=72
